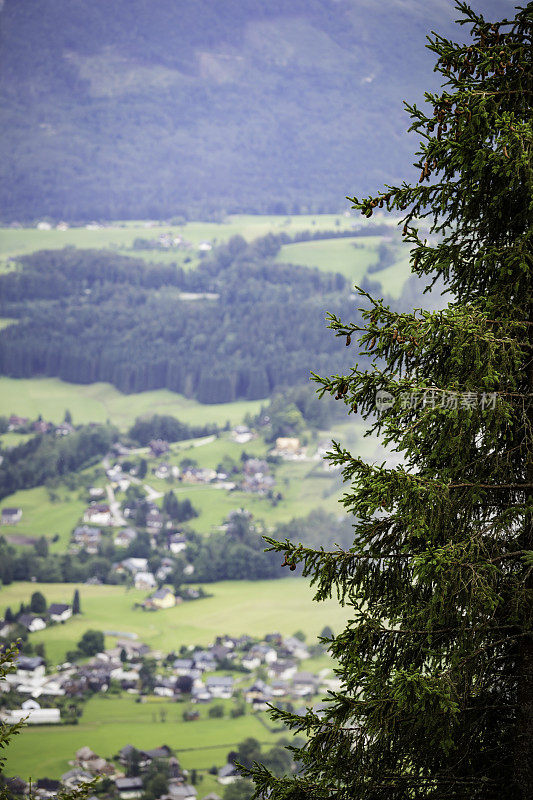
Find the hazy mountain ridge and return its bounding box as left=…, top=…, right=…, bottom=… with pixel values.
left=0, top=0, right=512, bottom=221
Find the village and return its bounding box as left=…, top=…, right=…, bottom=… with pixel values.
left=1, top=622, right=336, bottom=800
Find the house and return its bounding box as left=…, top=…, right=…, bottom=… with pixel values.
left=146, top=508, right=164, bottom=531
left=1, top=507, right=22, bottom=525
left=154, top=463, right=170, bottom=480
left=114, top=528, right=137, bottom=548
left=245, top=680, right=272, bottom=707
left=149, top=439, right=170, bottom=457
left=292, top=671, right=319, bottom=697
left=55, top=422, right=74, bottom=436
left=145, top=587, right=175, bottom=609
left=1, top=707, right=60, bottom=724
left=75, top=746, right=113, bottom=776
left=118, top=640, right=151, bottom=659
left=205, top=675, right=234, bottom=699
left=165, top=785, right=197, bottom=800
left=173, top=658, right=195, bottom=676
left=156, top=558, right=174, bottom=581
left=36, top=778, right=62, bottom=797
left=143, top=745, right=173, bottom=760
left=192, top=650, right=216, bottom=672
left=268, top=660, right=297, bottom=681
left=273, top=437, right=305, bottom=459
left=17, top=613, right=46, bottom=632
left=32, top=420, right=51, bottom=434
left=48, top=603, right=72, bottom=623
left=241, top=654, right=261, bottom=671
left=6, top=656, right=46, bottom=688
left=8, top=415, right=28, bottom=430
left=115, top=777, right=143, bottom=799
left=89, top=487, right=105, bottom=499
left=217, top=763, right=239, bottom=785
left=73, top=525, right=102, bottom=553
left=21, top=699, right=41, bottom=710
left=134, top=571, right=156, bottom=590
left=283, top=636, right=310, bottom=660
left=120, top=557, right=148, bottom=574
left=232, top=425, right=253, bottom=444
left=83, top=503, right=112, bottom=526
left=168, top=533, right=187, bottom=554
left=60, top=769, right=92, bottom=789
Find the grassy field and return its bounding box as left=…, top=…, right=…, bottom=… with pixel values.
left=276, top=236, right=383, bottom=282
left=0, top=213, right=369, bottom=272
left=0, top=486, right=86, bottom=552
left=0, top=377, right=263, bottom=430
left=0, top=579, right=350, bottom=664
left=4, top=692, right=287, bottom=783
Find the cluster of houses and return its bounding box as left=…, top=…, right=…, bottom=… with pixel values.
left=6, top=414, right=74, bottom=438
left=1, top=627, right=330, bottom=709
left=1, top=629, right=332, bottom=798
left=14, top=742, right=214, bottom=800
left=0, top=602, right=72, bottom=636
left=0, top=654, right=66, bottom=717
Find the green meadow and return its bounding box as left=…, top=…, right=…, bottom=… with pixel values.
left=5, top=693, right=287, bottom=784
left=276, top=236, right=383, bottom=282
left=0, top=213, right=363, bottom=272
left=0, top=377, right=263, bottom=430
left=0, top=486, right=86, bottom=552
left=0, top=579, right=350, bottom=664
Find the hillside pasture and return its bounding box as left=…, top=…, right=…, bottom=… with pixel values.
left=4, top=693, right=284, bottom=783
left=0, top=213, right=365, bottom=272
left=0, top=579, right=351, bottom=663
left=0, top=377, right=263, bottom=430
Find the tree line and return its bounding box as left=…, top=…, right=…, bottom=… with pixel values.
left=0, top=424, right=117, bottom=500
left=0, top=238, right=358, bottom=403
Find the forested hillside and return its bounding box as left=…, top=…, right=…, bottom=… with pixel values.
left=0, top=0, right=511, bottom=221
left=0, top=236, right=358, bottom=402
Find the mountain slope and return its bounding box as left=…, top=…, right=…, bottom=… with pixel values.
left=0, top=0, right=513, bottom=220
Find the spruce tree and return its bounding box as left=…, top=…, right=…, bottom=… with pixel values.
left=250, top=3, right=532, bottom=799
left=72, top=588, right=81, bottom=615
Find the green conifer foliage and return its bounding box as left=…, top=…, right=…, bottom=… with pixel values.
left=250, top=4, right=533, bottom=798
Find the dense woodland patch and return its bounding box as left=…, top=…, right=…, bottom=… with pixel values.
left=0, top=236, right=360, bottom=403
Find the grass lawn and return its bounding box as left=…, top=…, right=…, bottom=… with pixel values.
left=0, top=579, right=351, bottom=664
left=276, top=236, right=384, bottom=283
left=373, top=253, right=412, bottom=298
left=4, top=693, right=284, bottom=782
left=0, top=377, right=263, bottom=430
left=0, top=486, right=86, bottom=552
left=0, top=431, right=34, bottom=449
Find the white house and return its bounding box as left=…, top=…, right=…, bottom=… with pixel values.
left=134, top=571, right=156, bottom=591
left=17, top=614, right=46, bottom=633
left=1, top=707, right=60, bottom=724
left=48, top=603, right=72, bottom=623
left=5, top=656, right=46, bottom=690
left=217, top=763, right=239, bottom=785
left=83, top=504, right=112, bottom=526
left=1, top=507, right=22, bottom=525
left=114, top=528, right=137, bottom=548
left=115, top=777, right=143, bottom=799
left=205, top=676, right=234, bottom=699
